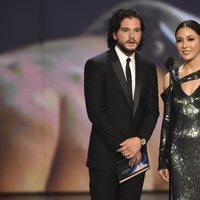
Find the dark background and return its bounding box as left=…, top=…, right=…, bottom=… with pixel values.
left=0, top=0, right=199, bottom=53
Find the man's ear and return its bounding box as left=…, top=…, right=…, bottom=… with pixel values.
left=112, top=32, right=117, bottom=40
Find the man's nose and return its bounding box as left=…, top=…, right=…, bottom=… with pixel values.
left=129, top=31, right=135, bottom=38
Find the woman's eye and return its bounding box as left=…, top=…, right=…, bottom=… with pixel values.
left=188, top=38, right=194, bottom=42
left=176, top=39, right=182, bottom=43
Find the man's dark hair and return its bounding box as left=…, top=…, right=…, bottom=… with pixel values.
left=107, top=8, right=145, bottom=50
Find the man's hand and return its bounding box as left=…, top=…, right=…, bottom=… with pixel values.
left=128, top=151, right=141, bottom=167
left=117, top=137, right=141, bottom=159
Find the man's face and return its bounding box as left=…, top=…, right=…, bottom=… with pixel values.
left=113, top=17, right=142, bottom=56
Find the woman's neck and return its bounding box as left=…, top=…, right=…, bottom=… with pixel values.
left=183, top=55, right=200, bottom=73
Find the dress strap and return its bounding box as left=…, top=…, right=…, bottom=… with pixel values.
left=176, top=69, right=200, bottom=84
left=161, top=69, right=200, bottom=101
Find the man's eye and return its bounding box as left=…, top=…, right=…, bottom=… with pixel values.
left=135, top=29, right=140, bottom=32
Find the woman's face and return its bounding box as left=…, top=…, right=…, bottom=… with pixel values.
left=176, top=27, right=200, bottom=62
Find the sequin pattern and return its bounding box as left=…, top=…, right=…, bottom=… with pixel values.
left=159, top=67, right=200, bottom=200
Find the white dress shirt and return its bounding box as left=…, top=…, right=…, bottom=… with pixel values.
left=115, top=46, right=136, bottom=100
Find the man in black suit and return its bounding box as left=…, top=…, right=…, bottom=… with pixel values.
left=84, top=8, right=159, bottom=200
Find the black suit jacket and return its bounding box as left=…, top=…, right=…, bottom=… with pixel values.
left=84, top=48, right=159, bottom=172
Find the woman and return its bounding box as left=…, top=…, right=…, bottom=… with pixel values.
left=158, top=20, right=200, bottom=199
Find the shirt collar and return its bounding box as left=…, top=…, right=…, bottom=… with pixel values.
left=115, top=45, right=135, bottom=64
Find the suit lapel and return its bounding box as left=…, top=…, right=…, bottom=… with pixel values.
left=133, top=53, right=143, bottom=117
left=109, top=50, right=133, bottom=110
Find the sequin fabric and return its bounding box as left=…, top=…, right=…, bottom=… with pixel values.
left=159, top=67, right=200, bottom=200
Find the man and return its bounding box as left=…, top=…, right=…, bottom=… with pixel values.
left=84, top=8, right=159, bottom=200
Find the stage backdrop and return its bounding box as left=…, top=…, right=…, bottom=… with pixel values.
left=0, top=0, right=199, bottom=193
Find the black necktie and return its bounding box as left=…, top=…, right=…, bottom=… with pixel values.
left=126, top=58, right=133, bottom=105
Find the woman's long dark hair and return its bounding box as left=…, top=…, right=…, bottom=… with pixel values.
left=175, top=20, right=200, bottom=36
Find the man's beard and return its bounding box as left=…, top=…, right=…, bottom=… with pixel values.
left=117, top=42, right=136, bottom=55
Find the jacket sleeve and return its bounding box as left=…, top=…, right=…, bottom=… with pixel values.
left=158, top=88, right=171, bottom=170
left=84, top=59, right=123, bottom=153
left=136, top=63, right=159, bottom=141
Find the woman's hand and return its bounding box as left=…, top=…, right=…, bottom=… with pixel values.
left=158, top=168, right=169, bottom=182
